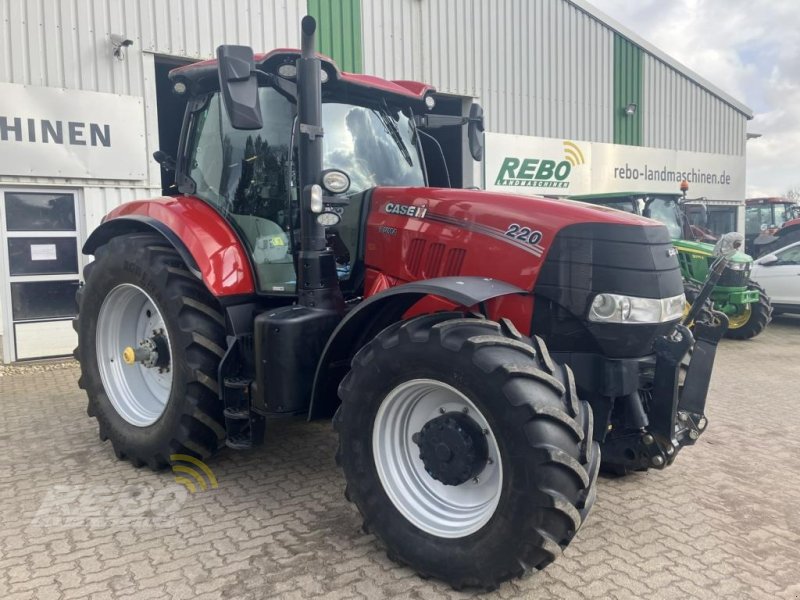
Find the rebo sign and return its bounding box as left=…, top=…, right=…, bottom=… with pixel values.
left=484, top=132, right=745, bottom=200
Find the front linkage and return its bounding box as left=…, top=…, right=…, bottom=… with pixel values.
left=602, top=234, right=743, bottom=472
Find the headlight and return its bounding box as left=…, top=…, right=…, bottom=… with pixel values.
left=727, top=261, right=749, bottom=271
left=321, top=169, right=350, bottom=194
left=588, top=293, right=686, bottom=324
left=316, top=211, right=341, bottom=227
left=277, top=63, right=297, bottom=79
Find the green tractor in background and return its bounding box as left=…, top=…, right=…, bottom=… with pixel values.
left=571, top=187, right=772, bottom=340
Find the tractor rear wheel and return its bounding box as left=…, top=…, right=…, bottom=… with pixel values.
left=334, top=313, right=599, bottom=589
left=74, top=233, right=227, bottom=469
left=724, top=282, right=772, bottom=340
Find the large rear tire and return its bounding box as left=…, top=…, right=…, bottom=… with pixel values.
left=74, top=233, right=227, bottom=469
left=724, top=282, right=772, bottom=340
left=334, top=313, right=599, bottom=589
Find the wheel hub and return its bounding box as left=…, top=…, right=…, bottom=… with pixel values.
left=122, top=330, right=170, bottom=371
left=372, top=379, right=503, bottom=538
left=412, top=412, right=489, bottom=486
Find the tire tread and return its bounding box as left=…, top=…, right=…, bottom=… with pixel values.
left=74, top=233, right=227, bottom=470
left=335, top=314, right=600, bottom=589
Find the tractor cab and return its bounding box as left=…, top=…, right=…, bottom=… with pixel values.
left=747, top=197, right=800, bottom=257
left=161, top=50, right=481, bottom=297
left=569, top=191, right=714, bottom=241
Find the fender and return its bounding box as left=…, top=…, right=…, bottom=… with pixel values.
left=308, top=276, right=526, bottom=420
left=83, top=197, right=256, bottom=297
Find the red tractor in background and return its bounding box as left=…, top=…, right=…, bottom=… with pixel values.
left=74, top=17, right=727, bottom=589
left=747, top=196, right=800, bottom=256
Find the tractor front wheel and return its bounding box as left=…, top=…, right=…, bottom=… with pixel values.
left=724, top=282, right=772, bottom=340
left=334, top=313, right=599, bottom=589
left=74, top=233, right=227, bottom=469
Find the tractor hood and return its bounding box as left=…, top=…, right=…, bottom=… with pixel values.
left=364, top=187, right=677, bottom=288
left=673, top=238, right=752, bottom=264
left=364, top=187, right=684, bottom=357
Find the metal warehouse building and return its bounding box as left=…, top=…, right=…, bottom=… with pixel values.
left=0, top=0, right=752, bottom=362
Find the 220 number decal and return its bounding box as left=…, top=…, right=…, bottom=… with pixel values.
left=504, top=223, right=543, bottom=245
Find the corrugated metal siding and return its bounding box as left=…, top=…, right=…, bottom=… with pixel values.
left=0, top=0, right=306, bottom=196
left=362, top=0, right=615, bottom=143
left=362, top=0, right=746, bottom=154
left=642, top=52, right=747, bottom=156
left=308, top=0, right=362, bottom=73
left=613, top=34, right=642, bottom=146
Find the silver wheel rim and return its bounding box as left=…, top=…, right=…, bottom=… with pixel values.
left=372, top=379, right=503, bottom=538
left=96, top=283, right=173, bottom=427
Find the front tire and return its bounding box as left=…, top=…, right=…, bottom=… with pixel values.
left=74, top=233, right=227, bottom=469
left=334, top=313, right=599, bottom=589
left=724, top=282, right=772, bottom=340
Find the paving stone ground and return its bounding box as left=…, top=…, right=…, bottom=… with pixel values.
left=1, top=316, right=799, bottom=599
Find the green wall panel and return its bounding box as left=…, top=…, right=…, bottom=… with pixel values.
left=613, top=35, right=643, bottom=146
left=307, top=0, right=363, bottom=73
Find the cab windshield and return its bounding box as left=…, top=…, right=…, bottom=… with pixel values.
left=185, top=87, right=425, bottom=293
left=746, top=203, right=789, bottom=231
left=323, top=102, right=425, bottom=193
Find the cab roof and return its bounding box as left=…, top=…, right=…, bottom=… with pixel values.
left=169, top=48, right=435, bottom=104
left=746, top=197, right=796, bottom=206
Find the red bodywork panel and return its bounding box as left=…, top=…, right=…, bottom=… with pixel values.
left=363, top=187, right=661, bottom=333
left=105, top=196, right=255, bottom=296
left=780, top=217, right=800, bottom=233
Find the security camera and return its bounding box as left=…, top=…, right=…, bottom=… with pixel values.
left=110, top=34, right=134, bottom=60
left=111, top=33, right=133, bottom=47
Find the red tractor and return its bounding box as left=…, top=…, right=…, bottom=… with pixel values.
left=748, top=197, right=800, bottom=256
left=74, top=17, right=726, bottom=589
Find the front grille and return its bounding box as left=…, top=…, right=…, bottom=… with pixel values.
left=408, top=238, right=426, bottom=275
left=424, top=243, right=445, bottom=277
left=717, top=266, right=749, bottom=288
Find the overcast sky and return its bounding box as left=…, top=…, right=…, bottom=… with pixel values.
left=588, top=0, right=799, bottom=198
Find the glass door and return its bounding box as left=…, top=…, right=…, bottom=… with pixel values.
left=0, top=189, right=82, bottom=362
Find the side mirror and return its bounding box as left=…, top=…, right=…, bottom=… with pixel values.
left=468, top=103, right=484, bottom=161
left=759, top=253, right=779, bottom=266
left=216, top=45, right=263, bottom=130
left=153, top=150, right=176, bottom=171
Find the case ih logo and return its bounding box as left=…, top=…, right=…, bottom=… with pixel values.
left=494, top=140, right=586, bottom=189
left=384, top=203, right=428, bottom=218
